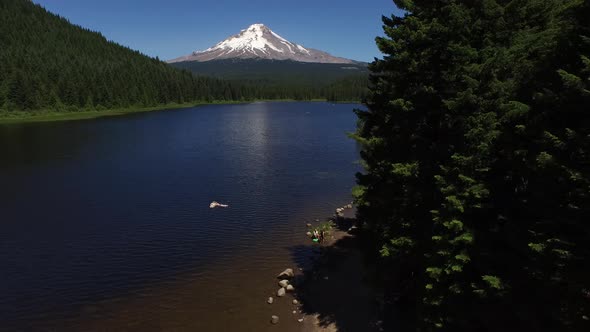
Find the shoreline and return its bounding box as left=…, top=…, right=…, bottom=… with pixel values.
left=272, top=207, right=384, bottom=332
left=0, top=99, right=361, bottom=125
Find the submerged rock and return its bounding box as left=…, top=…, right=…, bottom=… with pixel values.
left=277, top=268, right=294, bottom=279
left=277, top=287, right=286, bottom=297
left=278, top=279, right=289, bottom=288
left=209, top=201, right=229, bottom=208
left=271, top=315, right=279, bottom=324
left=298, top=318, right=304, bottom=323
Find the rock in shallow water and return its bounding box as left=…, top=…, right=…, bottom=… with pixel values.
left=292, top=299, right=299, bottom=305
left=277, top=268, right=294, bottom=279
left=277, top=287, right=286, bottom=297
left=267, top=297, right=274, bottom=304
left=286, top=284, right=295, bottom=292
left=278, top=279, right=289, bottom=288
left=271, top=315, right=279, bottom=324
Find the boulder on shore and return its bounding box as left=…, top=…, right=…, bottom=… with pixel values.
left=277, top=268, right=294, bottom=279
left=278, top=279, right=289, bottom=288
left=277, top=287, right=286, bottom=297
left=271, top=315, right=279, bottom=324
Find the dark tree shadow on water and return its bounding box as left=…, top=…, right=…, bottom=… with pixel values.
left=285, top=217, right=400, bottom=332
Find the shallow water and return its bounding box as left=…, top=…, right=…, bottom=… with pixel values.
left=0, top=102, right=362, bottom=331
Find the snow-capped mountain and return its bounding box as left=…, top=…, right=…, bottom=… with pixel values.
left=168, top=23, right=355, bottom=64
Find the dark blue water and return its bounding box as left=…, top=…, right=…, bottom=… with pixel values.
left=0, top=102, right=361, bottom=331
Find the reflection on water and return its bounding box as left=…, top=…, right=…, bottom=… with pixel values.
left=0, top=102, right=362, bottom=331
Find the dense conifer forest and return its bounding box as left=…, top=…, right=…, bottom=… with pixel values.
left=354, top=0, right=589, bottom=330
left=171, top=59, right=369, bottom=101
left=0, top=0, right=241, bottom=113
left=0, top=0, right=367, bottom=116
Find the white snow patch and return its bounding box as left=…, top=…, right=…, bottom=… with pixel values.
left=280, top=40, right=295, bottom=53
left=187, top=23, right=343, bottom=62
left=204, top=23, right=284, bottom=54
left=296, top=44, right=311, bottom=55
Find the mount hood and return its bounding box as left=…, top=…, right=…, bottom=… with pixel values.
left=168, top=24, right=355, bottom=64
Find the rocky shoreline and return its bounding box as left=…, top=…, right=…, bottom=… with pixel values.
left=263, top=203, right=382, bottom=331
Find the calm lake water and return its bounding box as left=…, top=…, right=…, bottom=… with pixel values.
left=0, top=102, right=362, bottom=331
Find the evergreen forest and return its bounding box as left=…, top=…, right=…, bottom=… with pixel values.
left=353, top=0, right=589, bottom=330
left=171, top=59, right=369, bottom=102
left=0, top=0, right=367, bottom=116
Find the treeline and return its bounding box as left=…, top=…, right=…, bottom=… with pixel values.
left=0, top=1, right=366, bottom=114
left=326, top=75, right=368, bottom=102
left=354, top=0, right=588, bottom=331
left=0, top=0, right=247, bottom=112
left=222, top=74, right=368, bottom=102
left=171, top=59, right=370, bottom=102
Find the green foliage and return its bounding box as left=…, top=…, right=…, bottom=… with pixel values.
left=351, top=185, right=366, bottom=199
left=314, top=220, right=335, bottom=233
left=1, top=0, right=361, bottom=115
left=171, top=59, right=369, bottom=102
left=355, top=0, right=590, bottom=330
left=481, top=275, right=504, bottom=290
left=0, top=0, right=246, bottom=113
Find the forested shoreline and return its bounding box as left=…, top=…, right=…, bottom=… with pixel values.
left=0, top=0, right=367, bottom=118
left=354, top=0, right=589, bottom=330
left=171, top=59, right=370, bottom=102
left=3, top=0, right=588, bottom=330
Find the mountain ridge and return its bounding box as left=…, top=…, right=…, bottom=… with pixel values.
left=168, top=24, right=356, bottom=64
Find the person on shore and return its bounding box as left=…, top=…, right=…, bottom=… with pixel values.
left=312, top=230, right=320, bottom=242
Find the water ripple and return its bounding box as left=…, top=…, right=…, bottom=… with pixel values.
left=0, top=102, right=362, bottom=331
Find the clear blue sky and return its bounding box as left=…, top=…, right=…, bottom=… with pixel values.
left=33, top=0, right=402, bottom=62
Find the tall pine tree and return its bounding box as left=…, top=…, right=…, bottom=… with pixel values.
left=355, top=0, right=589, bottom=330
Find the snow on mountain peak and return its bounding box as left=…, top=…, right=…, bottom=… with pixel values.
left=168, top=23, right=354, bottom=64
left=201, top=23, right=291, bottom=55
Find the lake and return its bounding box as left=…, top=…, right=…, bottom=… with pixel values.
left=0, top=102, right=362, bottom=331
